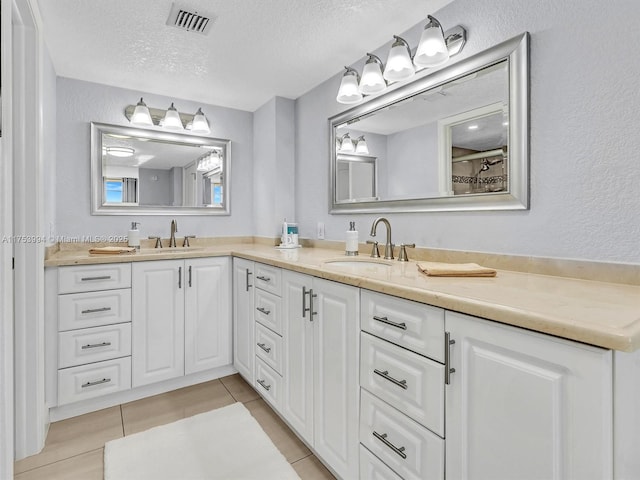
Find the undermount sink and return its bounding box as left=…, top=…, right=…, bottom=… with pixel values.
left=323, top=258, right=392, bottom=268
left=139, top=247, right=204, bottom=254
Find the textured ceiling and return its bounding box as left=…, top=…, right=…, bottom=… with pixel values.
left=36, top=0, right=453, bottom=112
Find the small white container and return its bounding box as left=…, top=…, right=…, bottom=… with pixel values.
left=128, top=222, right=140, bottom=249
left=345, top=221, right=359, bottom=256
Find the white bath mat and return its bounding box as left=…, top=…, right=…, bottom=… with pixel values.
left=104, top=402, right=301, bottom=480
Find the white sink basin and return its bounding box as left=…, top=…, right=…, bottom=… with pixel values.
left=139, top=247, right=204, bottom=254
left=323, top=258, right=392, bottom=268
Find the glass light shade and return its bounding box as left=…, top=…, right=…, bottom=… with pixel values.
left=106, top=146, right=135, bottom=157
left=162, top=103, right=184, bottom=130
left=131, top=98, right=153, bottom=126
left=339, top=134, right=355, bottom=153
left=191, top=108, right=211, bottom=134
left=355, top=136, right=369, bottom=155
left=336, top=71, right=363, bottom=104
left=359, top=59, right=386, bottom=95
left=383, top=43, right=415, bottom=82
left=414, top=24, right=450, bottom=68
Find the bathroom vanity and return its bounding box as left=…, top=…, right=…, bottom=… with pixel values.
left=44, top=242, right=640, bottom=480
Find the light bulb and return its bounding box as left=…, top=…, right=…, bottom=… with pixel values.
left=414, top=16, right=450, bottom=68
left=355, top=136, right=369, bottom=155
left=191, top=108, right=211, bottom=134
left=383, top=36, right=415, bottom=82
left=162, top=103, right=184, bottom=130
left=339, top=134, right=355, bottom=153
left=131, top=98, right=153, bottom=126
left=359, top=54, right=386, bottom=95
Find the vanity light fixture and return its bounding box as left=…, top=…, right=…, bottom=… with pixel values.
left=335, top=15, right=466, bottom=104
left=413, top=15, right=449, bottom=68
left=125, top=101, right=212, bottom=134
left=197, top=150, right=222, bottom=172
left=191, top=108, right=211, bottom=134
left=355, top=135, right=369, bottom=154
left=106, top=146, right=135, bottom=157
left=336, top=67, right=363, bottom=104
left=338, top=133, right=355, bottom=153
left=359, top=54, right=386, bottom=94
left=162, top=103, right=184, bottom=130
left=383, top=36, right=415, bottom=82
left=130, top=98, right=153, bottom=126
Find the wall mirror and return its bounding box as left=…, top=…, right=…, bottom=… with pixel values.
left=329, top=33, right=528, bottom=213
left=91, top=122, right=231, bottom=215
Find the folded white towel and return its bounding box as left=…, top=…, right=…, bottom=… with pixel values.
left=417, top=261, right=497, bottom=277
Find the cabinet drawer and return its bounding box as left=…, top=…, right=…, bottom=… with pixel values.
left=58, top=323, right=131, bottom=368
left=59, top=264, right=132, bottom=294
left=58, top=288, right=131, bottom=331
left=58, top=357, right=131, bottom=406
left=254, top=289, right=282, bottom=334
left=254, top=357, right=282, bottom=410
left=255, top=322, right=283, bottom=374
left=254, top=263, right=282, bottom=296
left=360, top=389, right=444, bottom=480
left=362, top=290, right=444, bottom=362
left=360, top=444, right=403, bottom=480
left=361, top=332, right=444, bottom=436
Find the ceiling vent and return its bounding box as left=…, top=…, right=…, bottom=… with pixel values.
left=166, top=3, right=214, bottom=35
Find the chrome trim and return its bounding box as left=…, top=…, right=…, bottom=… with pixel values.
left=373, top=315, right=407, bottom=330
left=81, top=342, right=111, bottom=350
left=373, top=431, right=407, bottom=459
left=445, top=331, right=456, bottom=385
left=81, top=378, right=111, bottom=388
left=373, top=369, right=408, bottom=390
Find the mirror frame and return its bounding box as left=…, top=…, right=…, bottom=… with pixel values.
left=91, top=122, right=231, bottom=216
left=329, top=32, right=529, bottom=213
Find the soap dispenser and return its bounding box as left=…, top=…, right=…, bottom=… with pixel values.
left=128, top=222, right=141, bottom=250
left=345, top=221, right=359, bottom=256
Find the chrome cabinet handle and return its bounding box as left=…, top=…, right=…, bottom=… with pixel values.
left=257, top=342, right=272, bottom=353
left=81, top=341, right=112, bottom=350
left=302, top=286, right=309, bottom=318
left=373, top=369, right=408, bottom=390
left=80, top=275, right=111, bottom=281
left=256, top=307, right=271, bottom=315
left=373, top=431, right=407, bottom=459
left=178, top=266, right=182, bottom=289
left=445, top=331, right=456, bottom=385
left=256, top=275, right=271, bottom=282
left=81, top=378, right=111, bottom=388
left=188, top=265, right=192, bottom=287
left=81, top=307, right=112, bottom=314
left=309, top=288, right=317, bottom=320
left=373, top=315, right=407, bottom=330
left=257, top=379, right=271, bottom=391
left=245, top=268, right=253, bottom=291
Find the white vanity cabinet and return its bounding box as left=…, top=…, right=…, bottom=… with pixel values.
left=56, top=263, right=133, bottom=406
left=132, top=257, right=230, bottom=387
left=445, top=311, right=613, bottom=480
left=282, top=270, right=360, bottom=480
left=232, top=258, right=255, bottom=382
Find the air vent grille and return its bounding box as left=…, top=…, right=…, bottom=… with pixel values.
left=166, top=3, right=214, bottom=35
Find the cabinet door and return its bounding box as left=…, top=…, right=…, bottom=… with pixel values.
left=446, top=311, right=613, bottom=480
left=185, top=257, right=231, bottom=375
left=282, top=270, right=314, bottom=443
left=132, top=260, right=185, bottom=387
left=313, top=278, right=360, bottom=480
left=232, top=258, right=254, bottom=382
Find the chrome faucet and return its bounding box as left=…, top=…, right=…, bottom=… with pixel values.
left=370, top=217, right=394, bottom=260
left=169, top=219, right=178, bottom=247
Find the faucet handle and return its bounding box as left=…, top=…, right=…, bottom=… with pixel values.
left=183, top=235, right=196, bottom=247
left=366, top=240, right=380, bottom=258
left=148, top=236, right=163, bottom=249
left=397, top=243, right=416, bottom=262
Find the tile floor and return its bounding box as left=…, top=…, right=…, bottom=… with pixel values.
left=14, top=374, right=336, bottom=479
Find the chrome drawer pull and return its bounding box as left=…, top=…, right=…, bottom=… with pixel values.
left=445, top=331, right=456, bottom=385
left=256, top=275, right=271, bottom=282
left=245, top=268, right=253, bottom=291
left=373, top=431, right=407, bottom=459
left=373, top=369, right=408, bottom=390
left=81, top=307, right=112, bottom=314
left=257, top=342, right=272, bottom=353
left=81, top=378, right=111, bottom=388
left=81, top=341, right=112, bottom=350
left=257, top=379, right=271, bottom=391
left=80, top=275, right=111, bottom=281
left=256, top=307, right=271, bottom=315
left=373, top=315, right=407, bottom=330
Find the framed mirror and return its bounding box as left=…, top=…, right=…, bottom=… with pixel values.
left=329, top=33, right=528, bottom=213
left=91, top=122, right=231, bottom=215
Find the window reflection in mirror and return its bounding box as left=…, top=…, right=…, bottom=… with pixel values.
left=92, top=123, right=230, bottom=215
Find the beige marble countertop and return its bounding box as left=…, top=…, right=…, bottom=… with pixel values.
left=45, top=242, right=640, bottom=352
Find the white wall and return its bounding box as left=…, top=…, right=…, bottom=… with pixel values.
left=295, top=0, right=640, bottom=264
left=56, top=78, right=254, bottom=239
